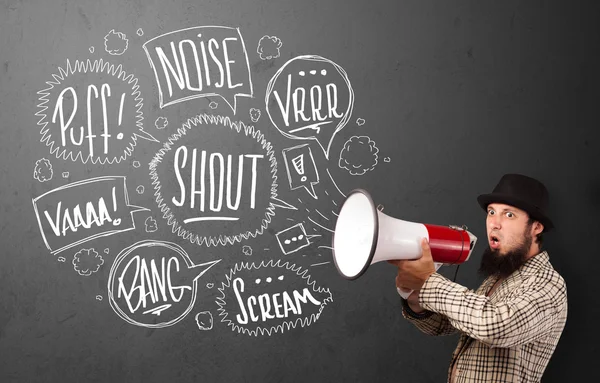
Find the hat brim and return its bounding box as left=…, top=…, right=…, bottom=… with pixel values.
left=477, top=193, right=554, bottom=232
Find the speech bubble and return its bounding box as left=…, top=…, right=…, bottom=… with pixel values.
left=35, top=58, right=158, bottom=164
left=266, top=55, right=354, bottom=159
left=108, top=240, right=220, bottom=328
left=216, top=259, right=333, bottom=336
left=149, top=113, right=296, bottom=248
left=282, top=144, right=319, bottom=199
left=32, top=176, right=149, bottom=254
left=142, top=26, right=253, bottom=114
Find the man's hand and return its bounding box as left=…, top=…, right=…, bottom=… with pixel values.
left=388, top=238, right=436, bottom=291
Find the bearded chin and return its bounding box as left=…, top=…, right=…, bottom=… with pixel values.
left=478, top=234, right=532, bottom=279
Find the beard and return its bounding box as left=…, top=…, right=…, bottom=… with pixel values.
left=478, top=229, right=533, bottom=279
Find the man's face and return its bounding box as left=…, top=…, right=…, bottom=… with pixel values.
left=478, top=203, right=535, bottom=279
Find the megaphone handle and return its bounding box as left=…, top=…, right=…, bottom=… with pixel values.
left=397, top=262, right=444, bottom=300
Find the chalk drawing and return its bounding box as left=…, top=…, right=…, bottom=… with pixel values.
left=384, top=157, right=391, bottom=163
left=33, top=158, right=53, bottom=182
left=356, top=118, right=365, bottom=126
left=257, top=35, right=282, bottom=60
left=104, top=30, right=129, bottom=55
left=62, top=172, right=69, bottom=178
left=249, top=108, right=261, bottom=123
left=136, top=185, right=145, bottom=194
left=195, top=311, right=214, bottom=330
left=242, top=245, right=252, bottom=256
left=58, top=257, right=66, bottom=262
left=35, top=58, right=158, bottom=164
left=132, top=161, right=141, bottom=168
left=32, top=176, right=149, bottom=254
left=107, top=240, right=221, bottom=328
left=209, top=101, right=218, bottom=109
left=142, top=26, right=253, bottom=114
left=216, top=259, right=333, bottom=336
left=155, top=116, right=168, bottom=130
left=266, top=55, right=354, bottom=159
left=339, top=136, right=379, bottom=175
left=282, top=144, right=319, bottom=200
left=149, top=113, right=296, bottom=247
left=72, top=248, right=104, bottom=276
left=137, top=28, right=144, bottom=36
left=144, top=216, right=158, bottom=233
left=96, top=295, right=103, bottom=301
left=275, top=223, right=311, bottom=255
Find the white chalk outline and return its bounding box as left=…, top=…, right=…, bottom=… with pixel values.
left=35, top=58, right=158, bottom=164
left=107, top=239, right=221, bottom=328
left=265, top=55, right=355, bottom=159
left=104, top=29, right=129, bottom=55
left=142, top=26, right=254, bottom=114
left=275, top=223, right=311, bottom=255
left=338, top=135, right=379, bottom=175
left=216, top=259, right=333, bottom=336
left=149, top=113, right=296, bottom=247
left=33, top=158, right=54, bottom=182
left=326, top=168, right=346, bottom=198
left=282, top=143, right=320, bottom=199
left=256, top=35, right=283, bottom=60
left=32, top=176, right=149, bottom=254
left=72, top=248, right=104, bottom=276
left=195, top=311, right=214, bottom=330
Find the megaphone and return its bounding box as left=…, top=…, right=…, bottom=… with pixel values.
left=332, top=189, right=477, bottom=298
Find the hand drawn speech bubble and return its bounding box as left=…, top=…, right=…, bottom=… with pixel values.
left=143, top=26, right=253, bottom=114
left=35, top=59, right=158, bottom=164
left=32, top=176, right=149, bottom=254
left=265, top=55, right=354, bottom=159
left=149, top=113, right=296, bottom=247
left=108, top=240, right=220, bottom=328
left=216, top=259, right=333, bottom=336
left=282, top=144, right=319, bottom=199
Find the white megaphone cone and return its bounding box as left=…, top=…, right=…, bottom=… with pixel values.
left=332, top=189, right=477, bottom=299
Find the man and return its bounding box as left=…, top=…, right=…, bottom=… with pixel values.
left=389, top=173, right=568, bottom=383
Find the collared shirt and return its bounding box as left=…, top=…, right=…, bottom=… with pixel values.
left=402, top=251, right=568, bottom=382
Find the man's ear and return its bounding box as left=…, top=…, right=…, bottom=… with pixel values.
left=533, top=221, right=544, bottom=235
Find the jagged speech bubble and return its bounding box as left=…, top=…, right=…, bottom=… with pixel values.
left=216, top=259, right=333, bottom=336
left=149, top=113, right=296, bottom=247
left=266, top=55, right=354, bottom=159
left=35, top=58, right=157, bottom=164
left=107, top=240, right=220, bottom=328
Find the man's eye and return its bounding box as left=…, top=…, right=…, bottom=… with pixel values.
left=488, top=210, right=495, bottom=215
left=506, top=212, right=514, bottom=218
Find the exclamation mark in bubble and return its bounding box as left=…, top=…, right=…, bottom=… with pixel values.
left=112, top=186, right=122, bottom=226
left=117, top=93, right=125, bottom=140
left=292, top=154, right=306, bottom=182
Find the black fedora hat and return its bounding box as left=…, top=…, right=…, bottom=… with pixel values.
left=477, top=174, right=554, bottom=232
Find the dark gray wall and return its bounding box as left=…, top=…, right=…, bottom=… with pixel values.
left=1, top=0, right=598, bottom=382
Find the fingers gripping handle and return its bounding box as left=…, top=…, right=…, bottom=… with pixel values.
left=397, top=262, right=444, bottom=299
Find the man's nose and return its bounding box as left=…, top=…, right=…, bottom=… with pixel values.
left=488, top=215, right=501, bottom=229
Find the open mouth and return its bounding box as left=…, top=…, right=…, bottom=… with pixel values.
left=489, top=234, right=500, bottom=248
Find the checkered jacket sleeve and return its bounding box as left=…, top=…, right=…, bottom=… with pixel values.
left=417, top=271, right=567, bottom=348
left=401, top=298, right=459, bottom=336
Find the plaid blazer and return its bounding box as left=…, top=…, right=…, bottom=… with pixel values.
left=402, top=251, right=568, bottom=382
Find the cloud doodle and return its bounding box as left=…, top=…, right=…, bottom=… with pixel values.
left=33, top=158, right=53, bottom=182
left=104, top=30, right=129, bottom=55
left=73, top=248, right=104, bottom=276
left=257, top=35, right=283, bottom=60
left=338, top=136, right=379, bottom=175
